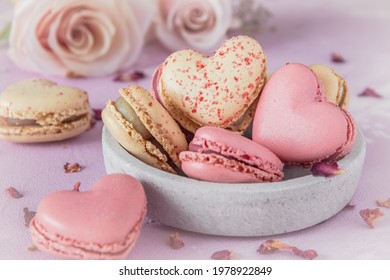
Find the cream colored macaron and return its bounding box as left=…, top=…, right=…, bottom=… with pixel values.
left=310, top=64, right=349, bottom=109
left=0, top=79, right=92, bottom=143
left=102, top=85, right=188, bottom=174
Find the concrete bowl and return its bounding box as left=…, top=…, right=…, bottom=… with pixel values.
left=102, top=126, right=365, bottom=236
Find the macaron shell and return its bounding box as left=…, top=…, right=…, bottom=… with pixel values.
left=30, top=173, right=146, bottom=259
left=160, top=35, right=266, bottom=129
left=252, top=63, right=355, bottom=165
left=0, top=79, right=90, bottom=120
left=193, top=126, right=284, bottom=171
left=102, top=102, right=176, bottom=174
left=310, top=64, right=349, bottom=109
left=119, top=86, right=188, bottom=168
left=180, top=152, right=281, bottom=183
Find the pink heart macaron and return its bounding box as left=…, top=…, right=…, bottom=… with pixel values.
left=179, top=126, right=284, bottom=183
left=156, top=35, right=267, bottom=134
left=29, top=174, right=146, bottom=259
left=252, top=63, right=356, bottom=166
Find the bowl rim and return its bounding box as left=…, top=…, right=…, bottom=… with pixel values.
left=102, top=126, right=366, bottom=194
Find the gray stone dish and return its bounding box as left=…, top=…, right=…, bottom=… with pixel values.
left=102, top=126, right=366, bottom=237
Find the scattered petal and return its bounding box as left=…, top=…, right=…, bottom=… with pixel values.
left=169, top=232, right=185, bottom=249
left=28, top=244, right=38, bottom=252
left=66, top=71, right=85, bottom=79
left=73, top=181, right=81, bottom=192
left=311, top=162, right=344, bottom=177
left=113, top=71, right=146, bottom=82
left=358, top=88, right=383, bottom=98
left=359, top=208, right=384, bottom=229
left=331, top=53, right=346, bottom=63
left=23, top=207, right=36, bottom=228
left=257, top=240, right=318, bottom=260
left=344, top=202, right=356, bottom=210
left=92, top=109, right=102, bottom=121
left=64, top=162, right=82, bottom=173
left=5, top=187, right=23, bottom=199
left=211, top=250, right=235, bottom=260
left=377, top=198, right=390, bottom=208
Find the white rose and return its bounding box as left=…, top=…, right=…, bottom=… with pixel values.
left=8, top=0, right=157, bottom=77
left=155, top=0, right=233, bottom=52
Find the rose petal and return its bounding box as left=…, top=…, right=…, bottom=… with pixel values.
left=5, top=187, right=23, bottom=199
left=359, top=208, right=384, bottom=229
left=92, top=109, right=102, bottom=121
left=28, top=244, right=38, bottom=252
left=358, top=88, right=383, bottom=98
left=331, top=53, right=346, bottom=63
left=211, top=250, right=234, bottom=260
left=311, top=162, right=344, bottom=177
left=377, top=198, right=390, bottom=208
left=23, top=207, right=36, bottom=228
left=257, top=240, right=318, bottom=260
left=64, top=162, right=82, bottom=173
left=169, top=232, right=185, bottom=249
left=113, top=71, right=146, bottom=82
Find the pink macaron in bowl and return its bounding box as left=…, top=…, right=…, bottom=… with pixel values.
left=102, top=124, right=366, bottom=237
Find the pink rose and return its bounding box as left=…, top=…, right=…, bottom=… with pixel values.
left=8, top=0, right=156, bottom=77
left=155, top=0, right=233, bottom=52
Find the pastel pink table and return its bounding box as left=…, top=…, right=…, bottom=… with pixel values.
left=1, top=0, right=390, bottom=259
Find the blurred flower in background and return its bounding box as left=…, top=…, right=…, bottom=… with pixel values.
left=7, top=0, right=156, bottom=77
left=154, top=0, right=233, bottom=53
left=3, top=0, right=270, bottom=77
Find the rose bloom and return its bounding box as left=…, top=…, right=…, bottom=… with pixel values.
left=155, top=0, right=233, bottom=52
left=8, top=0, right=156, bottom=77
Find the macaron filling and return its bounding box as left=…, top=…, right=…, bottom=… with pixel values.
left=187, top=136, right=284, bottom=178
left=0, top=114, right=89, bottom=126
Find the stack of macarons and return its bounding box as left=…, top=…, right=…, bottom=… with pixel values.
left=103, top=35, right=356, bottom=184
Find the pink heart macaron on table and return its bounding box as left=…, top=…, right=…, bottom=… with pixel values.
left=29, top=174, right=146, bottom=259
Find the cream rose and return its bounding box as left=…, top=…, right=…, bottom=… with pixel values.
left=155, top=0, right=233, bottom=52
left=8, top=0, right=156, bottom=77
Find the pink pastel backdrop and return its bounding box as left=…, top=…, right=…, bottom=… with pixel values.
left=1, top=0, right=390, bottom=259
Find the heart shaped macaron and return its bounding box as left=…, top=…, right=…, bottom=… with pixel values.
left=158, top=35, right=267, bottom=133
left=29, top=174, right=146, bottom=259
left=252, top=63, right=356, bottom=165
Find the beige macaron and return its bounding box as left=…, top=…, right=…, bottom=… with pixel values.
left=310, top=64, right=349, bottom=109
left=0, top=79, right=92, bottom=143
left=102, top=85, right=188, bottom=174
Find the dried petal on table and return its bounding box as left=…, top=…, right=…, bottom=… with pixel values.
left=311, top=162, right=344, bottom=177
left=5, top=187, right=23, bottom=199
left=92, top=108, right=102, bottom=121
left=73, top=181, right=81, bottom=192
left=113, top=71, right=146, bottom=82
left=257, top=239, right=318, bottom=260
left=27, top=244, right=38, bottom=252
left=377, top=198, right=390, bottom=208
left=344, top=202, right=356, bottom=210
left=64, top=162, right=82, bottom=173
left=23, top=207, right=36, bottom=228
left=358, top=88, right=383, bottom=98
left=66, top=71, right=85, bottom=79
left=359, top=208, right=384, bottom=229
left=211, top=250, right=235, bottom=260
left=331, top=52, right=346, bottom=63
left=169, top=232, right=185, bottom=249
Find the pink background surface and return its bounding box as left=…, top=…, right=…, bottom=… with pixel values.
left=1, top=0, right=390, bottom=259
